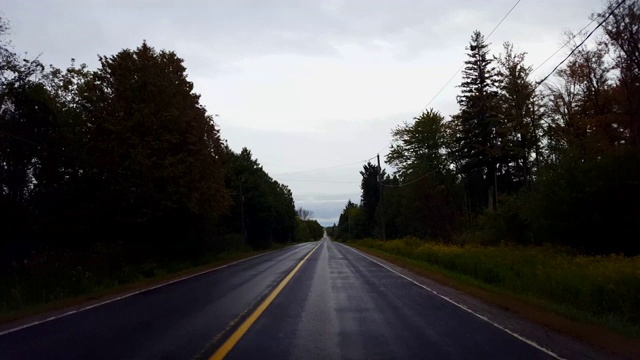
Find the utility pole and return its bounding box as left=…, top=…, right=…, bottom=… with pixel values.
left=377, top=154, right=386, bottom=240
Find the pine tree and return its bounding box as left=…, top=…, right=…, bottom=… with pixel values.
left=453, top=30, right=501, bottom=211
left=360, top=161, right=384, bottom=237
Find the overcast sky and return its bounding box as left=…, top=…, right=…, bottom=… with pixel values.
left=3, top=0, right=606, bottom=225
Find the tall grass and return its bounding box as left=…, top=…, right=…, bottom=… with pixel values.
left=357, top=238, right=640, bottom=332
left=0, top=240, right=261, bottom=320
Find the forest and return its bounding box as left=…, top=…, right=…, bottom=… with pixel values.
left=0, top=17, right=323, bottom=314
left=330, top=0, right=640, bottom=256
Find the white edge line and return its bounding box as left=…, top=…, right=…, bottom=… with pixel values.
left=340, top=243, right=566, bottom=360
left=0, top=243, right=309, bottom=337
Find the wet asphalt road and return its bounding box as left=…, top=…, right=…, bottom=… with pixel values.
left=0, top=238, right=556, bottom=359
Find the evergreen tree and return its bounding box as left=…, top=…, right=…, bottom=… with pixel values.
left=359, top=162, right=384, bottom=237
left=452, top=31, right=501, bottom=211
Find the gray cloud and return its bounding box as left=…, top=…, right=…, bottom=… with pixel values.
left=4, top=0, right=604, bottom=72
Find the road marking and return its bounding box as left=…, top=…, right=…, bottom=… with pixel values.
left=209, top=241, right=322, bottom=360
left=0, top=244, right=309, bottom=337
left=340, top=243, right=565, bottom=360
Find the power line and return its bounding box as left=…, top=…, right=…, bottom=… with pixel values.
left=373, top=0, right=523, bottom=159
left=531, top=0, right=621, bottom=75
left=0, top=125, right=369, bottom=185
left=381, top=168, right=439, bottom=188
left=421, top=0, right=522, bottom=112
left=531, top=20, right=597, bottom=75
left=534, top=0, right=626, bottom=88
left=277, top=179, right=359, bottom=184
left=381, top=126, right=493, bottom=188
left=0, top=129, right=83, bottom=163
left=380, top=0, right=623, bottom=189
left=487, top=0, right=522, bottom=39
left=374, top=142, right=393, bottom=158
left=421, top=64, right=465, bottom=114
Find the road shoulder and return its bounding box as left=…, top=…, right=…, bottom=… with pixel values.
left=343, top=242, right=638, bottom=360
left=0, top=246, right=293, bottom=335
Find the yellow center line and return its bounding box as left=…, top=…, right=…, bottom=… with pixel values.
left=209, top=241, right=322, bottom=360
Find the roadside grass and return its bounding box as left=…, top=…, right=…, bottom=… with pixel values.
left=351, top=238, right=640, bottom=338
left=0, top=242, right=295, bottom=324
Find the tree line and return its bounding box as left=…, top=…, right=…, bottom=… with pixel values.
left=330, top=0, right=640, bottom=255
left=0, top=17, right=323, bottom=274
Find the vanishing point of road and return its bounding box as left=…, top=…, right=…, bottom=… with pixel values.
left=0, top=238, right=607, bottom=359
